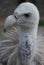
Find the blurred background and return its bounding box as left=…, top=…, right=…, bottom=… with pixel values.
left=0, top=0, right=44, bottom=32
left=0, top=0, right=44, bottom=19
left=0, top=1, right=44, bottom=65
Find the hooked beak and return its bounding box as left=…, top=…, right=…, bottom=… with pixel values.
left=3, top=15, right=18, bottom=32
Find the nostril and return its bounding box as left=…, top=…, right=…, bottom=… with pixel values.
left=14, top=15, right=17, bottom=19
left=14, top=13, right=19, bottom=19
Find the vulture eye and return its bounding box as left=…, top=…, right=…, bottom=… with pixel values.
left=24, top=14, right=30, bottom=18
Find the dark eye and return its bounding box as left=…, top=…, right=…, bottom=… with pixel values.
left=24, top=14, right=30, bottom=18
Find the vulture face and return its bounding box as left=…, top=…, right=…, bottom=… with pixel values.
left=13, top=12, right=33, bottom=27
left=3, top=2, right=40, bottom=32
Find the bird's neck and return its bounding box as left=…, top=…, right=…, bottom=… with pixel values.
left=18, top=27, right=37, bottom=64
left=18, top=27, right=37, bottom=44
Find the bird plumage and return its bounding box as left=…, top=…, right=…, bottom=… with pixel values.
left=0, top=2, right=44, bottom=65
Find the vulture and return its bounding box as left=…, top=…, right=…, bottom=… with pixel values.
left=0, top=2, right=44, bottom=65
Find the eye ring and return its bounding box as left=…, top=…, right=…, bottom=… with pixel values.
left=24, top=14, right=29, bottom=18
left=24, top=13, right=32, bottom=18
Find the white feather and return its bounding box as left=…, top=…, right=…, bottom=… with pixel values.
left=0, top=31, right=18, bottom=63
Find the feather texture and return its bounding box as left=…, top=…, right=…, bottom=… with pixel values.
left=0, top=31, right=18, bottom=64
left=0, top=30, right=44, bottom=65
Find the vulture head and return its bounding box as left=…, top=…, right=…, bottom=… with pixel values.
left=3, top=2, right=40, bottom=32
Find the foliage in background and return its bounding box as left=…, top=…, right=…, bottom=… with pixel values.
left=39, top=20, right=44, bottom=26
